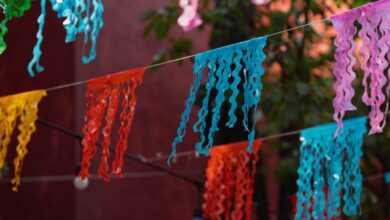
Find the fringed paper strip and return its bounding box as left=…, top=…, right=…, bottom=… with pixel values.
left=170, top=37, right=267, bottom=160
left=292, top=188, right=341, bottom=220
left=28, top=0, right=104, bottom=76
left=0, top=90, right=46, bottom=192
left=295, top=117, right=367, bottom=220
left=177, top=0, right=202, bottom=32
left=203, top=140, right=261, bottom=220
left=331, top=0, right=390, bottom=136
left=79, top=68, right=146, bottom=181
left=0, top=0, right=32, bottom=54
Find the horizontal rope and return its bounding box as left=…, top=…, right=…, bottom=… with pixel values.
left=43, top=18, right=330, bottom=92
left=0, top=169, right=203, bottom=184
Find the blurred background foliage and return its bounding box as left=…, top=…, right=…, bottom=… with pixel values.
left=140, top=0, right=390, bottom=219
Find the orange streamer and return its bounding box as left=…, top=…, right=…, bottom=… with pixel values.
left=0, top=90, right=46, bottom=191
left=203, top=140, right=262, bottom=220
left=79, top=68, right=146, bottom=181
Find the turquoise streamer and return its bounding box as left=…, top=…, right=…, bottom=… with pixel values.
left=169, top=57, right=204, bottom=164
left=295, top=117, right=367, bottom=220
left=169, top=37, right=267, bottom=161
left=28, top=0, right=103, bottom=76
left=82, top=0, right=104, bottom=63
left=28, top=0, right=46, bottom=77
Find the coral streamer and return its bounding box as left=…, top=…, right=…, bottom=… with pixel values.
left=331, top=0, right=390, bottom=136
left=295, top=117, right=366, bottom=219
left=79, top=68, right=146, bottom=181
left=170, top=37, right=267, bottom=161
left=203, top=140, right=262, bottom=220
left=0, top=90, right=46, bottom=191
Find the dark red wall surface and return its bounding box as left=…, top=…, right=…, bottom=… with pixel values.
left=0, top=1, right=76, bottom=219
left=0, top=0, right=209, bottom=219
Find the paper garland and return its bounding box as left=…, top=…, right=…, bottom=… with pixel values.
left=0, top=0, right=32, bottom=54
left=28, top=0, right=104, bottom=77
left=203, top=140, right=261, bottom=220
left=79, top=68, right=146, bottom=181
left=170, top=37, right=267, bottom=161
left=295, top=117, right=367, bottom=219
left=0, top=90, right=46, bottom=192
left=331, top=0, right=390, bottom=136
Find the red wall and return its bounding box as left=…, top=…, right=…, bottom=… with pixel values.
left=0, top=2, right=76, bottom=220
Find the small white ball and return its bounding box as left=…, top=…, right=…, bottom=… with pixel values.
left=73, top=176, right=89, bottom=190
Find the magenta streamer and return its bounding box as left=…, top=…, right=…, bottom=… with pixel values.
left=331, top=0, right=390, bottom=136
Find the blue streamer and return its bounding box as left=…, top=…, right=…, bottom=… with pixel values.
left=295, top=117, right=367, bottom=220
left=82, top=0, right=104, bottom=63
left=168, top=58, right=204, bottom=164
left=169, top=37, right=267, bottom=161
left=385, top=172, right=390, bottom=184
left=28, top=0, right=46, bottom=77
left=28, top=0, right=103, bottom=76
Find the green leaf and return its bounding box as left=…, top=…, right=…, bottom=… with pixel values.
left=296, top=81, right=310, bottom=96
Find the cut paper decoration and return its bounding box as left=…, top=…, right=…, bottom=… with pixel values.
left=292, top=188, right=341, bottom=220
left=170, top=37, right=267, bottom=161
left=331, top=0, right=390, bottom=136
left=385, top=172, right=390, bottom=185
left=177, top=0, right=202, bottom=32
left=203, top=140, right=261, bottom=220
left=0, top=90, right=47, bottom=192
left=0, top=0, right=32, bottom=54
left=28, top=0, right=104, bottom=77
left=79, top=67, right=146, bottom=181
left=295, top=117, right=367, bottom=220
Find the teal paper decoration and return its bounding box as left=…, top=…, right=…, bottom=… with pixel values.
left=295, top=117, right=367, bottom=220
left=28, top=0, right=104, bottom=77
left=169, top=37, right=268, bottom=162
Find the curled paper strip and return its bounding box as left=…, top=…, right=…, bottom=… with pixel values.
left=331, top=0, right=390, bottom=136
left=170, top=37, right=267, bottom=161
left=0, top=90, right=47, bottom=192
left=0, top=0, right=32, bottom=54
left=177, top=0, right=202, bottom=32
left=203, top=140, right=261, bottom=220
left=79, top=68, right=146, bottom=181
left=295, top=117, right=367, bottom=220
left=28, top=0, right=104, bottom=76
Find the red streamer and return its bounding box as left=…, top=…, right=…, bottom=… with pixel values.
left=79, top=68, right=146, bottom=181
left=203, top=140, right=262, bottom=220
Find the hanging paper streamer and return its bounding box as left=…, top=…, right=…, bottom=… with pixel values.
left=331, top=0, right=390, bottom=136
left=203, top=140, right=261, bottom=220
left=292, top=188, right=341, bottom=220
left=0, top=90, right=46, bottom=192
left=295, top=117, right=367, bottom=220
left=28, top=0, right=104, bottom=77
left=170, top=37, right=267, bottom=161
left=79, top=68, right=146, bottom=181
left=0, top=0, right=32, bottom=54
left=177, top=0, right=202, bottom=32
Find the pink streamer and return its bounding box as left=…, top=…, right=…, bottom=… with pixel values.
left=331, top=0, right=390, bottom=136
left=177, top=0, right=202, bottom=32
left=331, top=11, right=359, bottom=137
